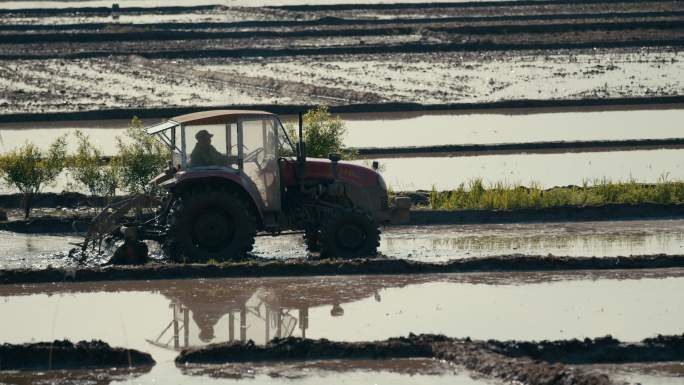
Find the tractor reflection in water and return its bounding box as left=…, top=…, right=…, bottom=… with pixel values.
left=146, top=279, right=384, bottom=350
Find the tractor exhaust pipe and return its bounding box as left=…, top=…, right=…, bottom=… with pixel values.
left=296, top=111, right=307, bottom=179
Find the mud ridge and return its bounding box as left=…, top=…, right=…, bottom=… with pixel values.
left=3, top=10, right=682, bottom=32
left=484, top=334, right=684, bottom=364
left=0, top=340, right=155, bottom=370
left=353, top=138, right=684, bottom=158
left=0, top=5, right=219, bottom=16
left=3, top=202, right=684, bottom=234
left=3, top=39, right=683, bottom=61
left=178, top=334, right=684, bottom=384
left=176, top=335, right=442, bottom=364
left=271, top=0, right=675, bottom=11
left=5, top=20, right=682, bottom=45
left=409, top=203, right=684, bottom=225
left=2, top=254, right=684, bottom=285
left=0, top=96, right=681, bottom=124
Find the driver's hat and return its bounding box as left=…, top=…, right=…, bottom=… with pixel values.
left=195, top=129, right=213, bottom=140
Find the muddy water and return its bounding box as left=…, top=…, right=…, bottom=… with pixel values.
left=2, top=219, right=684, bottom=269
left=357, top=149, right=684, bottom=190
left=340, top=108, right=684, bottom=148
left=590, top=362, right=684, bottom=385
left=0, top=272, right=682, bottom=382
left=2, top=109, right=683, bottom=154
left=1, top=358, right=489, bottom=385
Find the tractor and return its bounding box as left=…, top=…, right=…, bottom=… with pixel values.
left=79, top=109, right=410, bottom=262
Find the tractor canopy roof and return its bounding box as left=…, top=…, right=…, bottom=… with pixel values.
left=146, top=109, right=275, bottom=134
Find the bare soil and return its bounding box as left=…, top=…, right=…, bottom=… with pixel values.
left=0, top=340, right=154, bottom=370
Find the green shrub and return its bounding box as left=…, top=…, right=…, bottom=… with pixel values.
left=113, top=117, right=170, bottom=195
left=284, top=106, right=353, bottom=159
left=0, top=137, right=67, bottom=218
left=68, top=130, right=118, bottom=200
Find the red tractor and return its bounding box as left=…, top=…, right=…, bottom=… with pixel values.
left=81, top=110, right=409, bottom=262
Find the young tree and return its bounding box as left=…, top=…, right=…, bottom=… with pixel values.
left=284, top=106, right=353, bottom=159
left=68, top=130, right=118, bottom=200
left=0, top=137, right=67, bottom=218
left=114, top=117, right=169, bottom=195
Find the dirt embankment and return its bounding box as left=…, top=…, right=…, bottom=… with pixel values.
left=353, top=138, right=684, bottom=158
left=484, top=334, right=684, bottom=364
left=1, top=96, right=682, bottom=124
left=177, top=333, right=684, bottom=385
left=2, top=254, right=684, bottom=285
left=3, top=191, right=684, bottom=234
left=0, top=340, right=154, bottom=370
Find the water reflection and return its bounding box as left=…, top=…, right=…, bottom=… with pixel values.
left=2, top=270, right=683, bottom=350
left=147, top=278, right=385, bottom=350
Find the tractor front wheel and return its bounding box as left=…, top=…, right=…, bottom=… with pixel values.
left=319, top=210, right=380, bottom=259
left=163, top=188, right=256, bottom=262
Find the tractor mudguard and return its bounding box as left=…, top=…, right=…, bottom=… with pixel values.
left=168, top=169, right=267, bottom=219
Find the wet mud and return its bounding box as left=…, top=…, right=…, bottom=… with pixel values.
left=0, top=367, right=153, bottom=385
left=484, top=334, right=684, bottom=364
left=0, top=340, right=154, bottom=370
left=410, top=203, right=684, bottom=225
left=175, top=333, right=684, bottom=384
left=176, top=335, right=441, bottom=364
left=2, top=254, right=684, bottom=285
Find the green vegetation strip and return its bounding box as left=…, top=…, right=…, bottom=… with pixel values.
left=426, top=178, right=684, bottom=210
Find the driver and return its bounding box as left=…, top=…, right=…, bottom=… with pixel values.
left=189, top=129, right=229, bottom=167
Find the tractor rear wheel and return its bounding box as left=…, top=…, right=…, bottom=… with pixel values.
left=163, top=188, right=256, bottom=262
left=319, top=210, right=380, bottom=259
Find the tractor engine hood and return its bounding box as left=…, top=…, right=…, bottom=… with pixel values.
left=281, top=158, right=382, bottom=188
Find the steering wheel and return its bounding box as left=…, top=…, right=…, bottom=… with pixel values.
left=243, top=147, right=265, bottom=164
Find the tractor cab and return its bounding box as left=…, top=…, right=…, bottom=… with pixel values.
left=146, top=110, right=287, bottom=213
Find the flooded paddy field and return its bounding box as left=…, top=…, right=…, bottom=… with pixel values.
left=2, top=219, right=684, bottom=269
left=1, top=48, right=681, bottom=113
left=3, top=108, right=683, bottom=153
left=360, top=148, right=684, bottom=190
left=0, top=0, right=682, bottom=112
left=0, top=270, right=682, bottom=383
